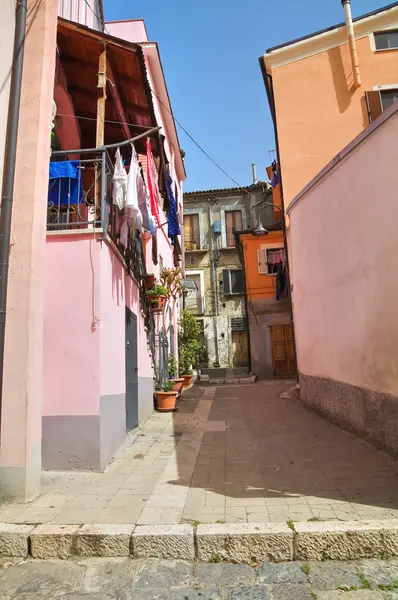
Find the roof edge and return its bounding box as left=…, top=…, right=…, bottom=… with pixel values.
left=265, top=1, right=398, bottom=54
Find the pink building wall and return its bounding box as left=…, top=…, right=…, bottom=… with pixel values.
left=287, top=102, right=398, bottom=454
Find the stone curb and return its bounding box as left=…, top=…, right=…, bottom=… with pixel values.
left=1, top=520, right=398, bottom=561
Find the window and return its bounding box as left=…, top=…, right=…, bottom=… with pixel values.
left=374, top=30, right=398, bottom=50
left=365, top=89, right=398, bottom=123
left=381, top=89, right=398, bottom=111
left=222, top=269, right=244, bottom=295
left=184, top=213, right=200, bottom=250
left=258, top=247, right=285, bottom=275
left=225, top=210, right=243, bottom=247
left=185, top=273, right=204, bottom=314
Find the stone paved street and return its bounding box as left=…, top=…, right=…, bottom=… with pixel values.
left=2, top=558, right=398, bottom=599
left=1, top=381, right=398, bottom=526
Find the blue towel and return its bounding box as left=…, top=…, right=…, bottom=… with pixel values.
left=48, top=160, right=83, bottom=206
left=166, top=168, right=181, bottom=242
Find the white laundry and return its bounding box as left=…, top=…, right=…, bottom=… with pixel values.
left=112, top=148, right=127, bottom=210
left=126, top=145, right=143, bottom=232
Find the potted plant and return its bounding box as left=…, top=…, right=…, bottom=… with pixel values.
left=178, top=309, right=201, bottom=389
left=146, top=284, right=167, bottom=311
left=168, top=355, right=184, bottom=395
left=154, top=380, right=178, bottom=412
left=144, top=273, right=156, bottom=289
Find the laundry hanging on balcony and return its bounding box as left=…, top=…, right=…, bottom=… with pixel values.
left=112, top=148, right=127, bottom=210
left=146, top=138, right=161, bottom=227
left=166, top=167, right=180, bottom=244
left=125, top=144, right=142, bottom=232
left=48, top=160, right=84, bottom=207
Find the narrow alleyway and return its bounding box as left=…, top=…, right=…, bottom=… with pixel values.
left=1, top=381, right=398, bottom=526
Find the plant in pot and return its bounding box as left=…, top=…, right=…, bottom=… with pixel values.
left=146, top=284, right=167, bottom=311
left=144, top=273, right=156, bottom=289
left=168, top=355, right=184, bottom=395
left=178, top=309, right=201, bottom=389
left=154, top=379, right=178, bottom=412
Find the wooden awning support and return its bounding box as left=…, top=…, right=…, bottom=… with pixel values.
left=96, top=46, right=107, bottom=147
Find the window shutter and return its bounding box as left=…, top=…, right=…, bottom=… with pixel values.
left=365, top=91, right=383, bottom=124
left=231, top=269, right=244, bottom=294
left=222, top=269, right=231, bottom=295
left=257, top=248, right=268, bottom=274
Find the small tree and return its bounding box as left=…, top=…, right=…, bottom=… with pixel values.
left=178, top=309, right=201, bottom=375
left=159, top=267, right=183, bottom=334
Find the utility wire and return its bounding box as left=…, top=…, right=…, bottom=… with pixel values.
left=78, top=0, right=257, bottom=196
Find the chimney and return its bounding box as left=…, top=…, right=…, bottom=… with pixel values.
left=341, top=0, right=361, bottom=88
left=252, top=163, right=257, bottom=185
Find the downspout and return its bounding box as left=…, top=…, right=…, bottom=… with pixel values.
left=259, top=56, right=298, bottom=381
left=208, top=199, right=220, bottom=368
left=342, top=0, right=361, bottom=89
left=236, top=233, right=252, bottom=375
left=0, top=0, right=28, bottom=433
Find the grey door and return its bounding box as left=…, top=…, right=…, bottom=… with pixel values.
left=125, top=307, right=138, bottom=431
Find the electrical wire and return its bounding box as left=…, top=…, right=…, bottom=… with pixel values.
left=56, top=112, right=152, bottom=129
left=78, top=0, right=256, bottom=196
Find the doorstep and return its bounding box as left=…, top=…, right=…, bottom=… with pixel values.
left=2, top=520, right=398, bottom=562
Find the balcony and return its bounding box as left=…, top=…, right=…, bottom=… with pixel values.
left=184, top=234, right=208, bottom=252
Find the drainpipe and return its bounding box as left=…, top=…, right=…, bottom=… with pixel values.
left=259, top=57, right=298, bottom=381
left=207, top=199, right=220, bottom=368
left=341, top=0, right=361, bottom=89
left=0, top=0, right=28, bottom=432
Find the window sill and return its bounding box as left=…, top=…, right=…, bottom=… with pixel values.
left=47, top=227, right=104, bottom=237
left=374, top=47, right=398, bottom=52
left=219, top=246, right=237, bottom=250
left=184, top=247, right=208, bottom=253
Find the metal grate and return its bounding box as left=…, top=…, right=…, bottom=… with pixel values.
left=230, top=317, right=247, bottom=331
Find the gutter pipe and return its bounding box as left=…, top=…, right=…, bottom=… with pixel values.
left=342, top=0, right=361, bottom=88
left=0, top=0, right=28, bottom=435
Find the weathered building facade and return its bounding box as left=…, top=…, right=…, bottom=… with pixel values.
left=183, top=183, right=273, bottom=370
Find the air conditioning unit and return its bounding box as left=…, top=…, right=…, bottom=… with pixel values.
left=212, top=220, right=221, bottom=234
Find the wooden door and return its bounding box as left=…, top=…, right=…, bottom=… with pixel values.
left=231, top=330, right=249, bottom=367
left=270, top=325, right=296, bottom=377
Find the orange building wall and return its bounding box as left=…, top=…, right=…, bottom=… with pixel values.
left=271, top=35, right=398, bottom=206
left=241, top=230, right=284, bottom=302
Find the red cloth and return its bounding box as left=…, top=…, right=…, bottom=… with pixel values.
left=146, top=138, right=161, bottom=227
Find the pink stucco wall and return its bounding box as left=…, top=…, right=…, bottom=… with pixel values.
left=43, top=234, right=100, bottom=417
left=288, top=105, right=398, bottom=397
left=106, top=19, right=148, bottom=43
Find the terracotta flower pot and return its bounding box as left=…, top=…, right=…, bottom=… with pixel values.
left=171, top=378, right=184, bottom=394
left=181, top=374, right=193, bottom=389
left=155, top=391, right=178, bottom=412
left=145, top=274, right=156, bottom=289
left=148, top=295, right=166, bottom=312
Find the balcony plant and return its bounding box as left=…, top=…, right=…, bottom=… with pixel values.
left=154, top=379, right=178, bottom=412
left=178, top=308, right=201, bottom=388
left=146, top=284, right=167, bottom=311
left=168, top=355, right=184, bottom=395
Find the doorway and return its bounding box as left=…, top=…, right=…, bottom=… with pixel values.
left=270, top=324, right=296, bottom=377
left=125, top=307, right=138, bottom=431
left=231, top=330, right=249, bottom=367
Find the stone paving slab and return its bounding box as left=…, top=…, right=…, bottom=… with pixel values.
left=1, top=381, right=398, bottom=531
left=1, top=558, right=398, bottom=599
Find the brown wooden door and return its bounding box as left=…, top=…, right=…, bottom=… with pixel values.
left=270, top=325, right=296, bottom=377
left=231, top=330, right=249, bottom=367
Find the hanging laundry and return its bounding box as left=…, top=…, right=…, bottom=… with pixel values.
left=119, top=217, right=129, bottom=248
left=146, top=138, right=161, bottom=227
left=126, top=144, right=142, bottom=232
left=270, top=172, right=280, bottom=188
left=137, top=164, right=157, bottom=235
left=112, top=148, right=127, bottom=210
left=48, top=160, right=84, bottom=207
left=166, top=167, right=180, bottom=243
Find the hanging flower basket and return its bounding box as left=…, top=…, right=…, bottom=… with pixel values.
left=148, top=295, right=166, bottom=312
left=144, top=274, right=156, bottom=290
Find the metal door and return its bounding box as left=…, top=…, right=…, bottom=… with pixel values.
left=125, top=307, right=138, bottom=431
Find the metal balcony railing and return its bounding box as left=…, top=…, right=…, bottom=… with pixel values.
left=184, top=234, right=208, bottom=251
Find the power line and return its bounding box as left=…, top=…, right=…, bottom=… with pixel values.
left=56, top=112, right=152, bottom=129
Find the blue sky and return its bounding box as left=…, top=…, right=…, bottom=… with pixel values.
left=103, top=0, right=391, bottom=191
